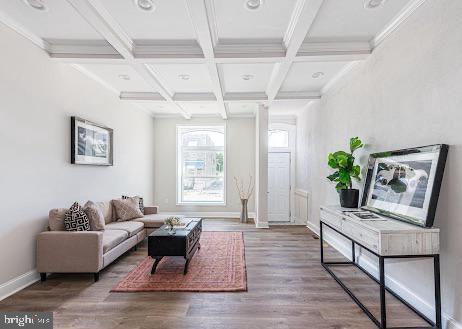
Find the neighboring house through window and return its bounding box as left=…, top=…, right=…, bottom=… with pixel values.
left=177, top=125, right=225, bottom=205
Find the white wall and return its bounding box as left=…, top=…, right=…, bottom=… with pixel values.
left=0, top=24, right=155, bottom=291
left=298, top=1, right=462, bottom=327
left=153, top=117, right=255, bottom=214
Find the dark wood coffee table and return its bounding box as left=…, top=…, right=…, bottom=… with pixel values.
left=148, top=218, right=202, bottom=275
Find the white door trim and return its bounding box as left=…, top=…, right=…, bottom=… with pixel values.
left=268, top=123, right=296, bottom=223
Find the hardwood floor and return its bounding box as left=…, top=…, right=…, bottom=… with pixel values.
left=0, top=219, right=427, bottom=329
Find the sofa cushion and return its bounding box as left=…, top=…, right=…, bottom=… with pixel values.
left=105, top=221, right=144, bottom=237
left=122, top=195, right=144, bottom=214
left=64, top=202, right=90, bottom=231
left=102, top=229, right=128, bottom=254
left=134, top=214, right=184, bottom=228
left=113, top=197, right=144, bottom=221
left=48, top=208, right=67, bottom=231
left=92, top=201, right=114, bottom=224
left=84, top=201, right=105, bottom=231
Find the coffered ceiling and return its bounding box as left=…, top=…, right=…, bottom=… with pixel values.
left=0, top=0, right=424, bottom=118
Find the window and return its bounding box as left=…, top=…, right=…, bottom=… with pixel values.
left=177, top=125, right=225, bottom=204
left=268, top=129, right=289, bottom=148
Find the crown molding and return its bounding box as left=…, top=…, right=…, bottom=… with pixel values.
left=173, top=93, right=217, bottom=102
left=371, top=0, right=427, bottom=49
left=320, top=61, right=360, bottom=95
left=224, top=92, right=268, bottom=102
left=133, top=40, right=204, bottom=58
left=47, top=39, right=122, bottom=58
left=297, top=40, right=371, bottom=56
left=275, top=91, right=321, bottom=100
left=119, top=91, right=165, bottom=101
left=214, top=40, right=286, bottom=58
left=71, top=64, right=119, bottom=95
left=0, top=10, right=50, bottom=52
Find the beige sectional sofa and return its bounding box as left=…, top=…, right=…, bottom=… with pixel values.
left=36, top=200, right=182, bottom=282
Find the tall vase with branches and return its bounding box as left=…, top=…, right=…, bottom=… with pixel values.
left=234, top=176, right=254, bottom=223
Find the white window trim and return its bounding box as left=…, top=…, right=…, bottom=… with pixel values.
left=176, top=124, right=227, bottom=206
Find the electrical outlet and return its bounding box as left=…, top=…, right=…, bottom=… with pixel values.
left=164, top=198, right=169, bottom=204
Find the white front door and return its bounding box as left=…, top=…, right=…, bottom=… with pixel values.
left=268, top=152, right=291, bottom=222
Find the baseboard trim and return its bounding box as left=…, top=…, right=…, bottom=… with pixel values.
left=0, top=270, right=40, bottom=301
left=256, top=222, right=270, bottom=229
left=160, top=211, right=255, bottom=219
left=306, top=220, right=462, bottom=329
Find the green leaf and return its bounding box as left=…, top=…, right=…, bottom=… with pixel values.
left=350, top=137, right=364, bottom=153
left=328, top=159, right=338, bottom=169
left=338, top=169, right=351, bottom=184
left=327, top=172, right=340, bottom=182
left=336, top=154, right=349, bottom=168
left=350, top=165, right=361, bottom=177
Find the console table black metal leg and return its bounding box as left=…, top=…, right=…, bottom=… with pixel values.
left=434, top=255, right=442, bottom=328
left=379, top=257, right=387, bottom=328
left=352, top=240, right=356, bottom=263
left=320, top=222, right=324, bottom=263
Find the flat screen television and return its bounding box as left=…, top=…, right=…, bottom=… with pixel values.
left=361, top=144, right=448, bottom=227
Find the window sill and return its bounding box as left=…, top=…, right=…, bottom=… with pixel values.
left=176, top=202, right=227, bottom=207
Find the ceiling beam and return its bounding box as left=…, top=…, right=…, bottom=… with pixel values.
left=67, top=0, right=191, bottom=119
left=134, top=64, right=191, bottom=119
left=185, top=0, right=227, bottom=119
left=266, top=0, right=325, bottom=103
left=47, top=40, right=369, bottom=63
left=66, top=0, right=133, bottom=60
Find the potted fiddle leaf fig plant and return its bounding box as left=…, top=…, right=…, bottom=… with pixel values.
left=327, top=137, right=364, bottom=208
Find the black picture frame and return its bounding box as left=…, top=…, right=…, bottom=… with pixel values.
left=71, top=116, right=113, bottom=166
left=361, top=144, right=448, bottom=227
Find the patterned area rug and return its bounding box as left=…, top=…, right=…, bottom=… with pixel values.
left=111, top=231, right=247, bottom=292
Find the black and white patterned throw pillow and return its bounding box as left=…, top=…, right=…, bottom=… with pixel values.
left=64, top=202, right=90, bottom=231
left=122, top=195, right=144, bottom=214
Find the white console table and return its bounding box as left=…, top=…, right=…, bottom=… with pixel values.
left=320, top=205, right=441, bottom=329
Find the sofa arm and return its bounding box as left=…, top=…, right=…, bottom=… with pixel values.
left=144, top=206, right=159, bottom=215
left=37, top=231, right=103, bottom=273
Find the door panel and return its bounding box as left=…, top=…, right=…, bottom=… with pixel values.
left=268, top=152, right=290, bottom=222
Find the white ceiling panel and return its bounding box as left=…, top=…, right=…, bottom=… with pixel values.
left=306, top=0, right=411, bottom=42
left=0, top=0, right=103, bottom=40
left=100, top=0, right=196, bottom=40
left=178, top=102, right=221, bottom=115
left=79, top=64, right=156, bottom=92
left=269, top=100, right=311, bottom=115
left=149, top=64, right=214, bottom=93
left=227, top=103, right=257, bottom=116
left=211, top=0, right=298, bottom=41
left=280, top=61, right=350, bottom=92
left=219, top=63, right=274, bottom=93
left=136, top=102, right=180, bottom=115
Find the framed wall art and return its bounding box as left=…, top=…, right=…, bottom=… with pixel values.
left=71, top=116, right=113, bottom=166
left=361, top=144, right=448, bottom=227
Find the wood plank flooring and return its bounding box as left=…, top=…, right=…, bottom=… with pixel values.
left=0, top=219, right=427, bottom=329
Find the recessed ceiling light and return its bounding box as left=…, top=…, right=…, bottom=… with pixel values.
left=24, top=0, right=48, bottom=11
left=134, top=0, right=156, bottom=12
left=178, top=74, right=190, bottom=80
left=118, top=74, right=131, bottom=80
left=245, top=0, right=263, bottom=11
left=241, top=74, right=254, bottom=81
left=312, top=72, right=324, bottom=79
left=363, top=0, right=387, bottom=9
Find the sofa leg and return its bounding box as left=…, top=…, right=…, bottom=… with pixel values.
left=94, top=272, right=100, bottom=282
left=134, top=244, right=138, bottom=251
left=40, top=273, right=47, bottom=282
